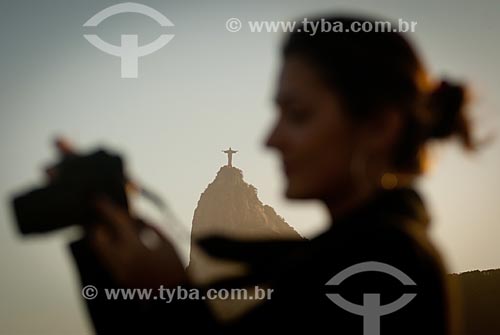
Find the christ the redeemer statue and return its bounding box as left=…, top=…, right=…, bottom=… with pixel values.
left=222, top=147, right=238, bottom=167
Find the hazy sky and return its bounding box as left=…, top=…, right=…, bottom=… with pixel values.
left=1, top=0, right=499, bottom=333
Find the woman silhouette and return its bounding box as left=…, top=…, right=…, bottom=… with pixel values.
left=70, top=15, right=474, bottom=335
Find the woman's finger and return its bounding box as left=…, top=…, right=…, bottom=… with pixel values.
left=44, top=165, right=58, bottom=182
left=93, top=196, right=138, bottom=241
left=138, top=219, right=169, bottom=241
left=91, top=224, right=111, bottom=250
left=89, top=224, right=120, bottom=266
left=54, top=137, right=76, bottom=156
left=44, top=137, right=76, bottom=182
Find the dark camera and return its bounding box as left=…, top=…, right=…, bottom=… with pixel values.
left=11, top=149, right=129, bottom=235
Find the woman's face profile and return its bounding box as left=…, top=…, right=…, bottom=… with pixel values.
left=265, top=55, right=358, bottom=201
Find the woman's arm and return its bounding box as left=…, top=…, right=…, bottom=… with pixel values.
left=69, top=198, right=221, bottom=333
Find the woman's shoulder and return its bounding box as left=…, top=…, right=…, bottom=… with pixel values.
left=292, top=204, right=444, bottom=311
left=313, top=213, right=447, bottom=281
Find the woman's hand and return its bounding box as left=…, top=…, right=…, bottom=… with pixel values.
left=46, top=136, right=187, bottom=289
left=89, top=196, right=188, bottom=289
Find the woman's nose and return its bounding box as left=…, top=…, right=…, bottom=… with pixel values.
left=264, top=124, right=279, bottom=150
left=264, top=121, right=286, bottom=153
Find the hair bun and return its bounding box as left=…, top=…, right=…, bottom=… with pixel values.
left=427, top=79, right=473, bottom=148
left=428, top=80, right=464, bottom=138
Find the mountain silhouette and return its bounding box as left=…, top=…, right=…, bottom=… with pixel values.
left=449, top=269, right=500, bottom=335
left=190, top=165, right=301, bottom=241
left=187, top=164, right=303, bottom=320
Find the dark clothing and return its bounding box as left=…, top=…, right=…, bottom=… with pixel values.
left=70, top=187, right=457, bottom=334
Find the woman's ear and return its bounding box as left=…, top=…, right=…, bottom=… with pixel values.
left=362, top=107, right=404, bottom=153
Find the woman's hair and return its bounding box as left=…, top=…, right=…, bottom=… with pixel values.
left=282, top=15, right=475, bottom=174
